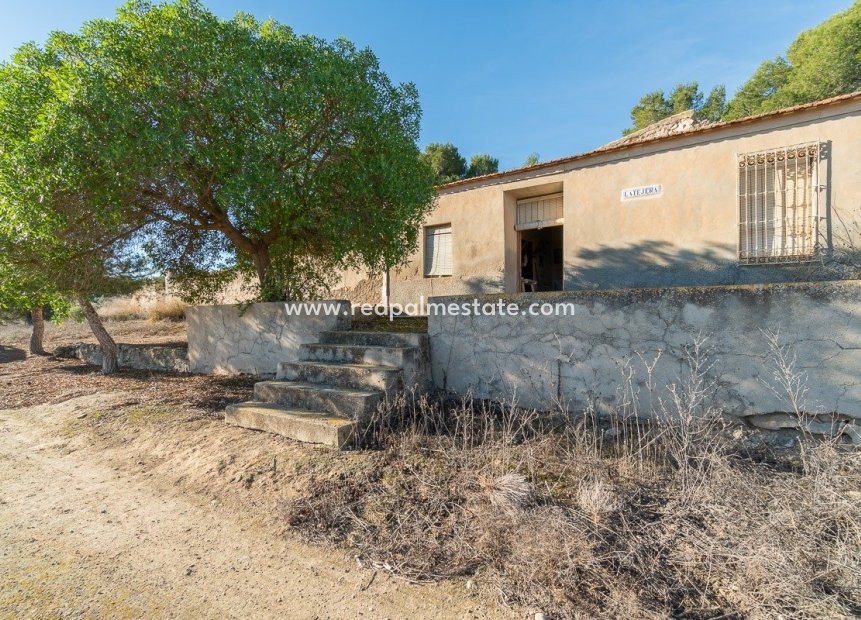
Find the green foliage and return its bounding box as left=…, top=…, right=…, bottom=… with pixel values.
left=726, top=2, right=861, bottom=118
left=724, top=58, right=793, bottom=120
left=466, top=153, right=499, bottom=178
left=0, top=39, right=145, bottom=308
left=0, top=253, right=68, bottom=321
left=628, top=3, right=861, bottom=129
left=699, top=84, right=727, bottom=122
left=422, top=143, right=502, bottom=184
left=422, top=142, right=467, bottom=184
left=523, top=153, right=540, bottom=167
left=625, top=82, right=726, bottom=134
left=46, top=0, right=436, bottom=301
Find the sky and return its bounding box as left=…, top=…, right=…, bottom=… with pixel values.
left=0, top=0, right=852, bottom=170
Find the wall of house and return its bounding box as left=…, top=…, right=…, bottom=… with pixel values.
left=563, top=103, right=861, bottom=289
left=427, top=281, right=861, bottom=444
left=380, top=98, right=861, bottom=307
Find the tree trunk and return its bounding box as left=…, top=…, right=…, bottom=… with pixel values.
left=252, top=247, right=272, bottom=289
left=77, top=294, right=119, bottom=375
left=29, top=306, right=46, bottom=355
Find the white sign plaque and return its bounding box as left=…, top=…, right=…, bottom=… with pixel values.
left=621, top=184, right=662, bottom=201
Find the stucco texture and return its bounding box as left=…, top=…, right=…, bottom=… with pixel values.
left=428, top=281, right=861, bottom=440
left=186, top=301, right=350, bottom=375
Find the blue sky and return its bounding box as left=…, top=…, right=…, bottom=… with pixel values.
left=0, top=0, right=851, bottom=170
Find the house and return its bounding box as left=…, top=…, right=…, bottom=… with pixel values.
left=334, top=92, right=861, bottom=307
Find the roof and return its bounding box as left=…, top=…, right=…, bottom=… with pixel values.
left=602, top=109, right=713, bottom=148
left=438, top=90, right=861, bottom=192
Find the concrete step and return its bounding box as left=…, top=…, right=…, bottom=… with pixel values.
left=300, top=343, right=419, bottom=367
left=276, top=360, right=402, bottom=394
left=254, top=380, right=382, bottom=421
left=225, top=402, right=355, bottom=449
left=318, top=330, right=428, bottom=349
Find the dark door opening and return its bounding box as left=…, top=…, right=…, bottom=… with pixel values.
left=519, top=225, right=563, bottom=292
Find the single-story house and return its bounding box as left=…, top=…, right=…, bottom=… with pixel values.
left=335, top=92, right=861, bottom=307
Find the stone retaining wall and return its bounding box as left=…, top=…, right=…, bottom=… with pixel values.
left=428, top=281, right=861, bottom=443
left=58, top=343, right=189, bottom=373
left=186, top=301, right=350, bottom=375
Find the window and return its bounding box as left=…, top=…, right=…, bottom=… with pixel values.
left=737, top=143, right=821, bottom=263
left=424, top=224, right=452, bottom=277
left=516, top=193, right=564, bottom=231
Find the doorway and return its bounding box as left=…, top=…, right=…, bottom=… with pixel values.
left=519, top=225, right=563, bottom=292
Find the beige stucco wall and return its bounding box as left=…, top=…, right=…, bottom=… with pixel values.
left=382, top=98, right=861, bottom=307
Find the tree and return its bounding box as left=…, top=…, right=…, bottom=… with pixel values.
left=0, top=42, right=144, bottom=373
left=466, top=153, right=499, bottom=178
left=724, top=58, right=792, bottom=120
left=625, top=82, right=726, bottom=134
left=523, top=153, right=540, bottom=167
left=0, top=255, right=67, bottom=355
left=57, top=0, right=435, bottom=301
left=726, top=2, right=861, bottom=118
left=699, top=84, right=727, bottom=122
left=422, top=142, right=467, bottom=184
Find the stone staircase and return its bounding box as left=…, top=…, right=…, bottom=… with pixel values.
left=225, top=328, right=428, bottom=449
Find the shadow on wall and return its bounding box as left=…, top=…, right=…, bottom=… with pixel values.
left=460, top=274, right=506, bottom=294
left=565, top=237, right=861, bottom=290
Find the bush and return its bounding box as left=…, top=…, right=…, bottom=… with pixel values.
left=96, top=291, right=186, bottom=322
left=146, top=297, right=186, bottom=321
left=283, top=344, right=861, bottom=619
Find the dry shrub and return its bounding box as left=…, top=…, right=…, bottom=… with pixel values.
left=283, top=345, right=861, bottom=619
left=146, top=297, right=186, bottom=321
left=97, top=291, right=186, bottom=322
left=97, top=296, right=148, bottom=321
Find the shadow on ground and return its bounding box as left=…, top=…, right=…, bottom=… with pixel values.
left=0, top=346, right=26, bottom=364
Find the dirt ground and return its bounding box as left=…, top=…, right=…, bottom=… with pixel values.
left=0, top=322, right=516, bottom=619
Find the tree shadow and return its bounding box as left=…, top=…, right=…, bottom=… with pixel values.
left=0, top=345, right=26, bottom=364
left=565, top=239, right=861, bottom=290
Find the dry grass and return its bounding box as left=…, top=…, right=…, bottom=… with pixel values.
left=145, top=297, right=187, bottom=321
left=0, top=317, right=186, bottom=351
left=284, top=345, right=861, bottom=619
left=97, top=291, right=186, bottom=322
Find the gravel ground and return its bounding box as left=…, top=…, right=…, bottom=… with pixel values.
left=0, top=320, right=515, bottom=619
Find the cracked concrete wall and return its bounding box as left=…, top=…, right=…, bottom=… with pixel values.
left=429, top=281, right=861, bottom=440
left=187, top=301, right=350, bottom=375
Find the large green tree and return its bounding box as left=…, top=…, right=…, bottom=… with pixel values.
left=466, top=153, right=499, bottom=178
left=725, top=1, right=861, bottom=119
left=0, top=43, right=144, bottom=373
left=723, top=58, right=793, bottom=120
left=422, top=142, right=467, bottom=184
left=53, top=0, right=436, bottom=301
left=628, top=2, right=861, bottom=129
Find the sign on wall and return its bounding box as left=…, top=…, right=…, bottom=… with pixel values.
left=621, top=184, right=662, bottom=201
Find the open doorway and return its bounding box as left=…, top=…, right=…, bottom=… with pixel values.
left=519, top=225, right=563, bottom=292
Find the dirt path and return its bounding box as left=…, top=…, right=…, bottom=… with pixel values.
left=0, top=396, right=514, bottom=619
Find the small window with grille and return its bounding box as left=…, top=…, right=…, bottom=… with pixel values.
left=424, top=224, right=452, bottom=277
left=737, top=142, right=822, bottom=264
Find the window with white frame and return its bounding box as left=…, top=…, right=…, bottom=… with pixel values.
left=737, top=142, right=822, bottom=263
left=424, top=224, right=452, bottom=276
left=516, top=193, right=564, bottom=230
